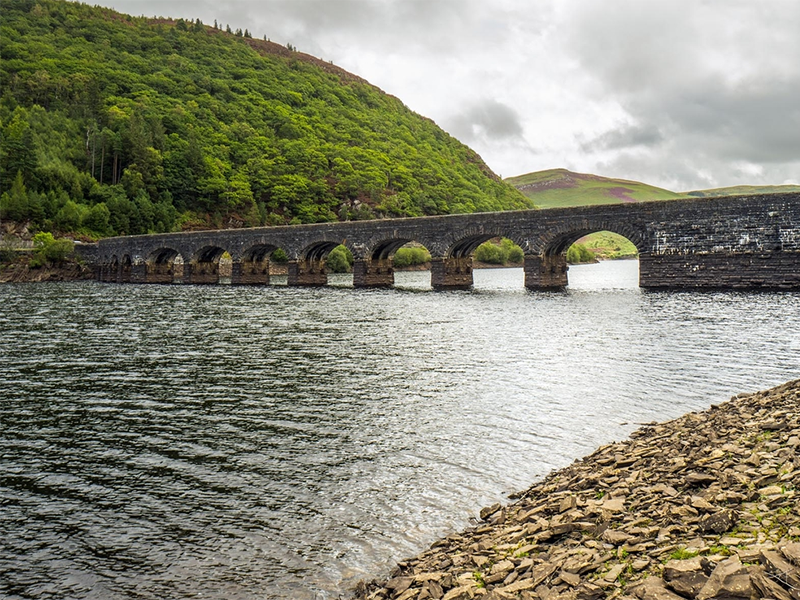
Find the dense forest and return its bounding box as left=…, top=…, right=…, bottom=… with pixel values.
left=0, top=0, right=532, bottom=239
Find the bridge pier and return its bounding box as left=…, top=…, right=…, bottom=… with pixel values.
left=353, top=259, right=394, bottom=288
left=287, top=259, right=327, bottom=286
left=431, top=257, right=473, bottom=290
left=119, top=263, right=132, bottom=284
left=130, top=264, right=146, bottom=283
left=145, top=263, right=175, bottom=284
left=184, top=262, right=219, bottom=285
left=231, top=259, right=270, bottom=286
left=524, top=255, right=568, bottom=290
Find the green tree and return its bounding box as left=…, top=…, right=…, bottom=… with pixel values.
left=0, top=171, right=29, bottom=221
left=82, top=202, right=111, bottom=235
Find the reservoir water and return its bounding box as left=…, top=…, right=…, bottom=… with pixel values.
left=1, top=261, right=798, bottom=599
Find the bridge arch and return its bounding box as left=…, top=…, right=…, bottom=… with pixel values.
left=145, top=247, right=183, bottom=284
left=538, top=222, right=647, bottom=257
left=120, top=254, right=132, bottom=283
left=232, top=243, right=282, bottom=286
left=525, top=222, right=647, bottom=289
left=100, top=254, right=119, bottom=283
left=185, top=244, right=230, bottom=285
left=285, top=239, right=351, bottom=286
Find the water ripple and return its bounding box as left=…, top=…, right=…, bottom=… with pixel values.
left=1, top=262, right=798, bottom=598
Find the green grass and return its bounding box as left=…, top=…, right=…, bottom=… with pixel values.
left=686, top=184, right=800, bottom=197
left=505, top=169, right=687, bottom=209
left=578, top=231, right=638, bottom=260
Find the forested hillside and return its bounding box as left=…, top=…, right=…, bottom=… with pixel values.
left=0, top=0, right=531, bottom=239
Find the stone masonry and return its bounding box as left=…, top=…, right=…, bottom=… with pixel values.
left=82, top=193, right=800, bottom=290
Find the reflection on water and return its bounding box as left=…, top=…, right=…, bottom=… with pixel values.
left=1, top=261, right=798, bottom=599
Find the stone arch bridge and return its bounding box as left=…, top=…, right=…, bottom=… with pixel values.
left=85, top=193, right=800, bottom=290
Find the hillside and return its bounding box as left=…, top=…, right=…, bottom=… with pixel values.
left=505, top=168, right=687, bottom=209
left=0, top=0, right=531, bottom=239
left=686, top=184, right=800, bottom=198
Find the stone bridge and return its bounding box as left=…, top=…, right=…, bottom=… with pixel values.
left=85, top=193, right=800, bottom=290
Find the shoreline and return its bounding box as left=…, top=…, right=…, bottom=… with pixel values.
left=0, top=261, right=94, bottom=283
left=354, top=379, right=800, bottom=600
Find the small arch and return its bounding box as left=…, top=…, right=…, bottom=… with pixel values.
left=301, top=240, right=346, bottom=262
left=448, top=234, right=497, bottom=259
left=104, top=255, right=119, bottom=283
left=147, top=247, right=182, bottom=265
left=233, top=243, right=282, bottom=286
left=241, top=243, right=279, bottom=263
left=145, top=247, right=183, bottom=284
left=192, top=245, right=228, bottom=264
left=186, top=245, right=228, bottom=285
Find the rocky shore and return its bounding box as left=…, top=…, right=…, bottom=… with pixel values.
left=354, top=380, right=800, bottom=600
left=0, top=261, right=93, bottom=283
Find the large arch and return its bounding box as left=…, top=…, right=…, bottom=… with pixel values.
left=526, top=223, right=647, bottom=290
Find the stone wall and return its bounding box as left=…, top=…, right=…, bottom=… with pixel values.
left=640, top=252, right=800, bottom=290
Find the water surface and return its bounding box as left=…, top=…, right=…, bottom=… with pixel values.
left=1, top=262, right=798, bottom=598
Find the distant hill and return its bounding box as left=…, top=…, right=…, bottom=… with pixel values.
left=505, top=169, right=687, bottom=209
left=507, top=168, right=799, bottom=209
left=0, top=0, right=530, bottom=239
left=685, top=184, right=800, bottom=198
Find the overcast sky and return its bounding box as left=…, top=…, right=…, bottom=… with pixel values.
left=100, top=0, right=800, bottom=191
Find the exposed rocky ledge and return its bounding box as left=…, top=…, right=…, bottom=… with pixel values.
left=354, top=380, right=800, bottom=600
left=0, top=261, right=93, bottom=283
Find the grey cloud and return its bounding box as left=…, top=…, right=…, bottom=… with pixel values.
left=443, top=99, right=524, bottom=143
left=581, top=123, right=663, bottom=152
left=562, top=0, right=800, bottom=188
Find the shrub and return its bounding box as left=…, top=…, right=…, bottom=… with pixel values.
left=566, top=242, right=595, bottom=264
left=393, top=246, right=430, bottom=267
left=271, top=248, right=288, bottom=263
left=474, top=238, right=525, bottom=265
left=326, top=244, right=353, bottom=273
left=31, top=231, right=74, bottom=264
left=503, top=239, right=524, bottom=263
left=474, top=240, right=505, bottom=264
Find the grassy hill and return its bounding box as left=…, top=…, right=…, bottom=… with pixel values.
left=505, top=168, right=687, bottom=209
left=0, top=0, right=530, bottom=239
left=686, top=184, right=800, bottom=198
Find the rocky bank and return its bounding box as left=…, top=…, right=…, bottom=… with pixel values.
left=0, top=261, right=94, bottom=283
left=354, top=380, right=800, bottom=600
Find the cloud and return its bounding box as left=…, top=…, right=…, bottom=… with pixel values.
left=581, top=123, right=663, bottom=153
left=560, top=0, right=800, bottom=188
left=443, top=99, right=525, bottom=144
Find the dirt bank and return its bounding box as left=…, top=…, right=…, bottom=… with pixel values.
left=355, top=380, right=800, bottom=600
